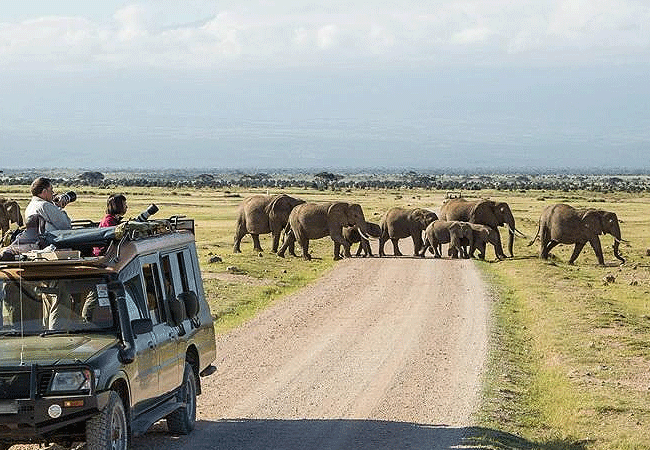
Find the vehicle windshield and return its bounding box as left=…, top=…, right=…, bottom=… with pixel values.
left=0, top=276, right=115, bottom=335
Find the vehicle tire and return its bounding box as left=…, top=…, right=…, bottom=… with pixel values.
left=86, top=391, right=129, bottom=450
left=166, top=362, right=196, bottom=435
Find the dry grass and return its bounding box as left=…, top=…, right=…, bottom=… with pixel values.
left=3, top=184, right=650, bottom=449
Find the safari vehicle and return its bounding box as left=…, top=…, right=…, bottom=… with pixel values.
left=0, top=217, right=216, bottom=450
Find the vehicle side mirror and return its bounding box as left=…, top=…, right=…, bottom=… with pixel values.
left=131, top=318, right=153, bottom=335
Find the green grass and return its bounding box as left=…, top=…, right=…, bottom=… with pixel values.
left=475, top=190, right=650, bottom=450
left=4, top=184, right=650, bottom=449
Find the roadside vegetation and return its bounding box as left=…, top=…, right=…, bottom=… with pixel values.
left=2, top=184, right=649, bottom=449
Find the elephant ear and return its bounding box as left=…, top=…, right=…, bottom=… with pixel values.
left=582, top=210, right=604, bottom=235
left=408, top=208, right=428, bottom=226
left=267, top=194, right=293, bottom=222
left=469, top=200, right=496, bottom=225
left=328, top=202, right=350, bottom=225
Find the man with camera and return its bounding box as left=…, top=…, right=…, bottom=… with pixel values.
left=0, top=178, right=73, bottom=259
left=24, top=177, right=73, bottom=233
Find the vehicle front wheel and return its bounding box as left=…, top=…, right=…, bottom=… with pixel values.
left=86, top=391, right=129, bottom=450
left=166, top=362, right=197, bottom=435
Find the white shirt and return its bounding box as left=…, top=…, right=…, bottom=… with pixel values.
left=25, top=196, right=71, bottom=232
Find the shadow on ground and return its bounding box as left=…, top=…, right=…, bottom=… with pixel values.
left=132, top=419, right=588, bottom=450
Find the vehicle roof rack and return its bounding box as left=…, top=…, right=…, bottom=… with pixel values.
left=1, top=217, right=195, bottom=264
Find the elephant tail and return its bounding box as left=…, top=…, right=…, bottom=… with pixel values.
left=527, top=220, right=540, bottom=246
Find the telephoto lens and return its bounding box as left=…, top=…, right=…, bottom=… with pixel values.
left=54, top=191, right=77, bottom=207
left=135, top=204, right=159, bottom=222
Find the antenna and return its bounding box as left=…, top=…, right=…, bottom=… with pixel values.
left=17, top=234, right=25, bottom=366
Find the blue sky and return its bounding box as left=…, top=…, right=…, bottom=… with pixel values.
left=1, top=1, right=649, bottom=171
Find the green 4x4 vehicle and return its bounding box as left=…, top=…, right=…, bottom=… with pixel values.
left=0, top=217, right=216, bottom=450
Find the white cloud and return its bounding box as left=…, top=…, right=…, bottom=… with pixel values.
left=0, top=1, right=649, bottom=71
left=317, top=24, right=339, bottom=49
left=114, top=5, right=149, bottom=41
left=452, top=26, right=493, bottom=44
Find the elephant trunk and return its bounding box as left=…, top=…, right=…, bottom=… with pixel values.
left=611, top=225, right=625, bottom=264
left=506, top=218, right=515, bottom=257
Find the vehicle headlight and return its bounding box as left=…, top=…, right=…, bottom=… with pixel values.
left=50, top=369, right=92, bottom=393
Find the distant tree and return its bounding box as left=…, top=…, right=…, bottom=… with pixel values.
left=77, top=171, right=104, bottom=186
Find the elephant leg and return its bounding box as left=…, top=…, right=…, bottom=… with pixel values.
left=233, top=230, right=246, bottom=253
left=587, top=238, right=605, bottom=265
left=541, top=240, right=560, bottom=259
left=431, top=240, right=441, bottom=258
left=251, top=234, right=263, bottom=252
left=379, top=235, right=387, bottom=257
left=568, top=241, right=587, bottom=265
left=493, top=234, right=506, bottom=259
left=342, top=241, right=352, bottom=258
left=412, top=235, right=423, bottom=256
left=277, top=230, right=295, bottom=258
left=364, top=239, right=373, bottom=257
left=333, top=242, right=342, bottom=261
left=355, top=242, right=363, bottom=257
left=300, top=237, right=311, bottom=261
left=418, top=241, right=429, bottom=257
left=391, top=238, right=402, bottom=256
left=271, top=232, right=281, bottom=253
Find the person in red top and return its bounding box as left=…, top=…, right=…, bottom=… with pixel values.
left=93, top=194, right=128, bottom=256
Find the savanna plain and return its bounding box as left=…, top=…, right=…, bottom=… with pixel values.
left=2, top=183, right=650, bottom=450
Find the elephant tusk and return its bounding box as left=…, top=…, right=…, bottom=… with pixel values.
left=514, top=227, right=528, bottom=238
left=357, top=227, right=378, bottom=241
left=506, top=224, right=528, bottom=239
left=613, top=237, right=630, bottom=244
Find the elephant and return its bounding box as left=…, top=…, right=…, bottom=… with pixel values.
left=440, top=198, right=524, bottom=259
left=379, top=208, right=439, bottom=257
left=420, top=220, right=473, bottom=259
left=342, top=221, right=381, bottom=257
left=528, top=203, right=626, bottom=265
left=277, top=202, right=371, bottom=261
left=233, top=194, right=304, bottom=253
left=465, top=223, right=501, bottom=260
left=0, top=197, right=24, bottom=236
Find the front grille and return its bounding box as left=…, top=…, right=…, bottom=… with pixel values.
left=38, top=371, right=54, bottom=395
left=0, top=372, right=31, bottom=399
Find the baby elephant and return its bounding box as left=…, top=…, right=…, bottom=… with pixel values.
left=342, top=222, right=381, bottom=257
left=420, top=220, right=473, bottom=258
left=465, top=223, right=501, bottom=260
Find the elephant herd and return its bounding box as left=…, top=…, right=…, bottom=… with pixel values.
left=233, top=194, right=627, bottom=266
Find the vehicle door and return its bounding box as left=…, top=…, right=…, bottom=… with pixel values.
left=139, top=253, right=182, bottom=396
left=120, top=268, right=159, bottom=414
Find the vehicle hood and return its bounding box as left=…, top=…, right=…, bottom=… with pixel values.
left=0, top=334, right=119, bottom=366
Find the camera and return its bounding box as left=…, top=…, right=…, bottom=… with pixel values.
left=53, top=191, right=77, bottom=207
left=135, top=204, right=159, bottom=222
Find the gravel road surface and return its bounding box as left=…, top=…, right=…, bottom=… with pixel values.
left=132, top=251, right=491, bottom=450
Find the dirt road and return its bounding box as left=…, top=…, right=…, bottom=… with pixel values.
left=133, top=252, right=491, bottom=450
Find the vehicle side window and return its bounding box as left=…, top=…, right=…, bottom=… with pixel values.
left=161, top=255, right=175, bottom=301
left=176, top=252, right=190, bottom=293
left=142, top=263, right=165, bottom=324
left=123, top=276, right=145, bottom=320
